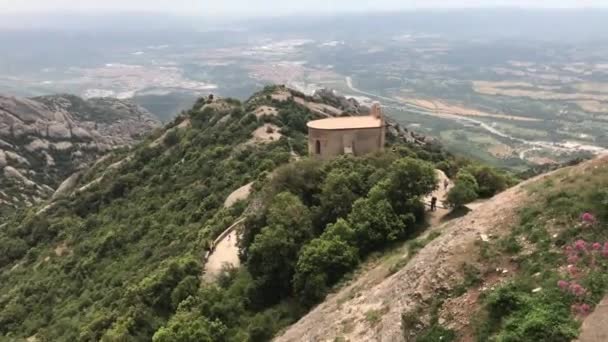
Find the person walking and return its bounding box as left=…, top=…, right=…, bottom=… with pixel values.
left=431, top=197, right=437, bottom=211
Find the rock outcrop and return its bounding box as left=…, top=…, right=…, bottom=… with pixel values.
left=0, top=94, right=160, bottom=213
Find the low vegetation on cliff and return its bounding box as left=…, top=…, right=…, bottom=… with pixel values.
left=389, top=157, right=608, bottom=342
left=472, top=159, right=608, bottom=341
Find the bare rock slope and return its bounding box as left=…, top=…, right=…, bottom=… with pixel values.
left=0, top=94, right=159, bottom=212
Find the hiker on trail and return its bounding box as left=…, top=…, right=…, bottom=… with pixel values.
left=444, top=179, right=449, bottom=190
left=431, top=196, right=438, bottom=212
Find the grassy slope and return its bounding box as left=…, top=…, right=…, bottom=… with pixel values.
left=408, top=155, right=608, bottom=341
left=472, top=155, right=608, bottom=341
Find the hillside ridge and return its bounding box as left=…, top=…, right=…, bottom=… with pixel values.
left=0, top=94, right=160, bottom=213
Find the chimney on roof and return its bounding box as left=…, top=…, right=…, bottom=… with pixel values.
left=371, top=102, right=383, bottom=121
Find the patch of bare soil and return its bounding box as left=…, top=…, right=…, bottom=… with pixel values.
left=275, top=169, right=560, bottom=342
left=249, top=124, right=282, bottom=144
left=54, top=242, right=71, bottom=257
left=293, top=97, right=341, bottom=117
left=473, top=81, right=608, bottom=102
left=202, top=101, right=235, bottom=113
left=527, top=156, right=558, bottom=166
left=254, top=106, right=279, bottom=118
left=574, top=82, right=608, bottom=94
left=272, top=91, right=292, bottom=102
left=488, top=145, right=515, bottom=159
left=176, top=118, right=192, bottom=129
left=574, top=100, right=608, bottom=114
left=398, top=97, right=540, bottom=122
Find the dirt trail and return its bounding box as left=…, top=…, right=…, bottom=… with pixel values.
left=202, top=219, right=244, bottom=282
left=275, top=168, right=557, bottom=342
left=224, top=182, right=253, bottom=208
left=424, top=170, right=453, bottom=226
left=577, top=296, right=608, bottom=342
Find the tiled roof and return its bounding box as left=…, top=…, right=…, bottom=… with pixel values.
left=307, top=116, right=382, bottom=130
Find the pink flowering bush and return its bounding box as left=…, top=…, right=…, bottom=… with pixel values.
left=567, top=255, right=579, bottom=264
left=554, top=212, right=608, bottom=322
left=571, top=303, right=592, bottom=316
left=581, top=212, right=597, bottom=225
left=568, top=282, right=587, bottom=297
left=567, top=265, right=579, bottom=277
left=574, top=239, right=588, bottom=251
left=482, top=205, right=608, bottom=340
left=557, top=280, right=569, bottom=290
left=603, top=243, right=608, bottom=258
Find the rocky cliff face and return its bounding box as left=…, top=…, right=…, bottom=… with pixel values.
left=0, top=94, right=160, bottom=213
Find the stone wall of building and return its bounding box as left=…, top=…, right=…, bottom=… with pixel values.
left=308, top=126, right=384, bottom=160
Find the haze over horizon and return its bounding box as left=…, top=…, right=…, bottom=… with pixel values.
left=0, top=0, right=606, bottom=17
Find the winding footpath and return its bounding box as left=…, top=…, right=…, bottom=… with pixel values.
left=202, top=218, right=245, bottom=282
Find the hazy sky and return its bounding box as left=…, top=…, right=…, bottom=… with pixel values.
left=0, top=0, right=606, bottom=16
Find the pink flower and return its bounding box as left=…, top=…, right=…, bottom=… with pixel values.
left=571, top=303, right=592, bottom=316
left=574, top=240, right=588, bottom=251
left=558, top=280, right=570, bottom=290
left=602, top=243, right=608, bottom=258
left=582, top=212, right=596, bottom=224
left=569, top=283, right=587, bottom=297
left=567, top=255, right=580, bottom=264
left=593, top=242, right=602, bottom=251
left=565, top=245, right=574, bottom=254
left=568, top=265, right=579, bottom=276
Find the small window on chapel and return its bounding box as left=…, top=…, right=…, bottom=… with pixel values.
left=315, top=140, right=321, bottom=154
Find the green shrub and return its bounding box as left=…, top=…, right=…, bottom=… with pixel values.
left=293, top=237, right=359, bottom=305
left=416, top=325, right=456, bottom=342
left=464, top=165, right=509, bottom=198
left=153, top=313, right=227, bottom=342
left=446, top=181, right=478, bottom=209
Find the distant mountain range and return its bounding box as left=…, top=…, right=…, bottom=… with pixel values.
left=0, top=94, right=160, bottom=213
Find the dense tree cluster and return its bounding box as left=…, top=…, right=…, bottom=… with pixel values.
left=241, top=155, right=437, bottom=307
left=446, top=164, right=514, bottom=208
